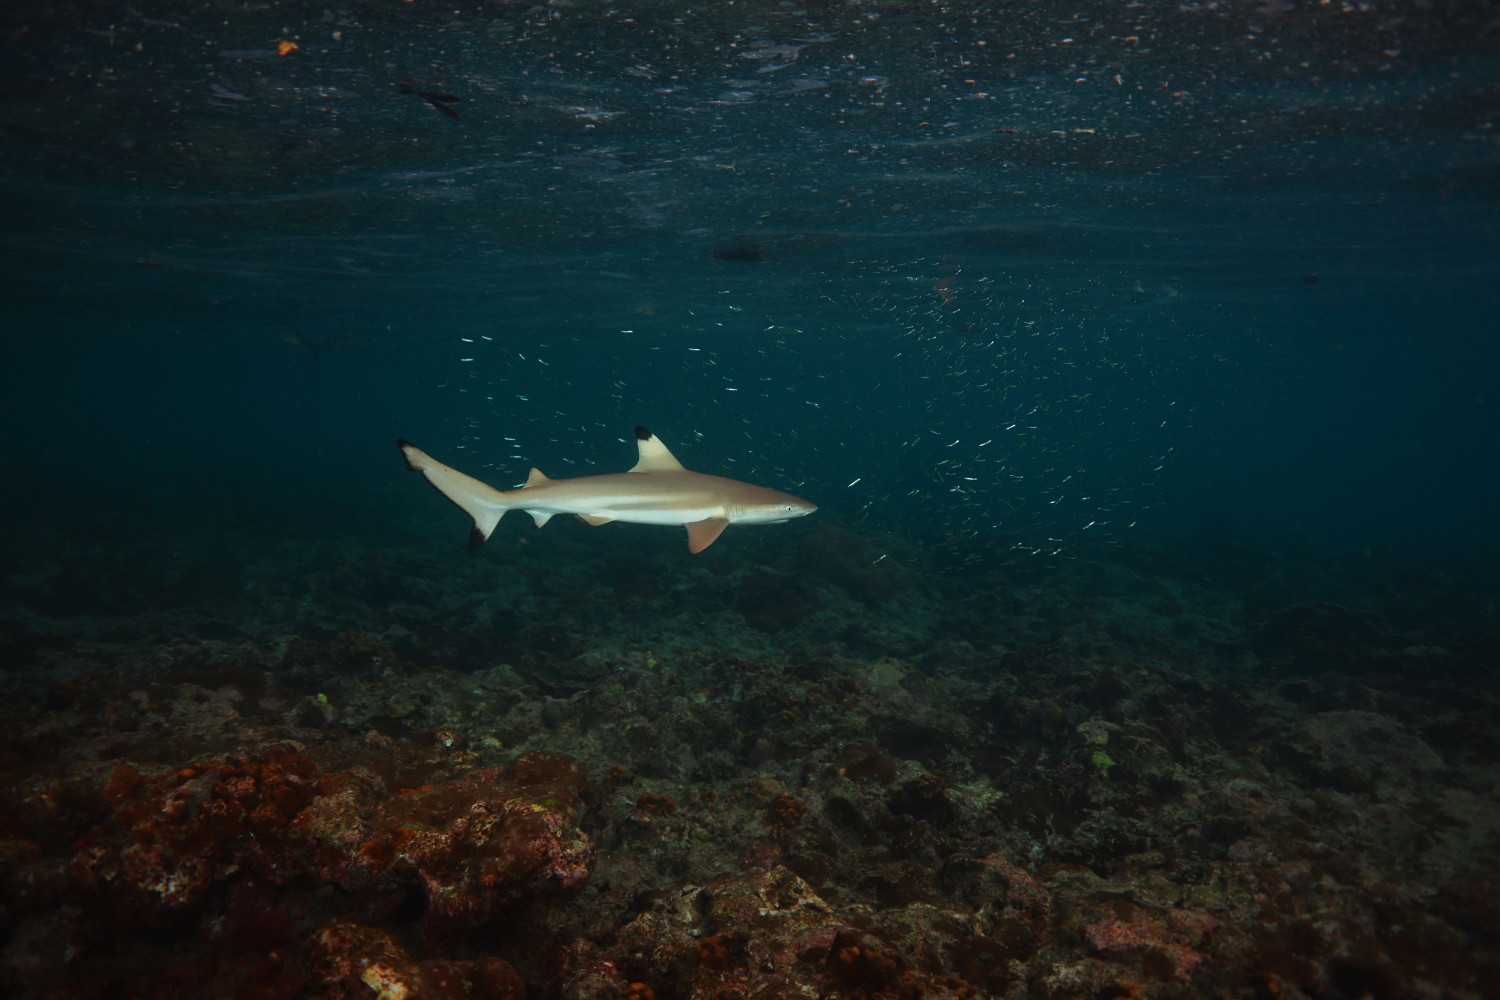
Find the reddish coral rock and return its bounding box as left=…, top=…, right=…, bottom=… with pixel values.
left=966, top=852, right=1053, bottom=946
left=59, top=744, right=593, bottom=939
left=1085, top=908, right=1213, bottom=979
left=605, top=866, right=981, bottom=1000
left=827, top=928, right=918, bottom=997
left=297, top=750, right=596, bottom=936
left=308, top=922, right=524, bottom=1000
left=764, top=793, right=806, bottom=831
left=66, top=743, right=322, bottom=923
left=68, top=743, right=319, bottom=923
left=633, top=793, right=678, bottom=817
left=693, top=934, right=733, bottom=971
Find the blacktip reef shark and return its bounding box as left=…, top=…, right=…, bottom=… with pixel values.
left=397, top=426, right=816, bottom=553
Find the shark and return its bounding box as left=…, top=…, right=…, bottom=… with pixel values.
left=397, top=426, right=816, bottom=553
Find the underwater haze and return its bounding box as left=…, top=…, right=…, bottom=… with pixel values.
left=2, top=0, right=1496, bottom=554
left=2, top=2, right=1499, bottom=999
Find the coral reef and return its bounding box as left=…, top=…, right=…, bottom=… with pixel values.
left=1, top=511, right=1497, bottom=999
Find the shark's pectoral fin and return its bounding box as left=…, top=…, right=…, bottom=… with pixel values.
left=685, top=517, right=730, bottom=553
left=527, top=510, right=555, bottom=528
left=577, top=514, right=614, bottom=526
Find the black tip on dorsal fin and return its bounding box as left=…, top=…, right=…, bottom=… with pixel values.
left=396, top=438, right=412, bottom=449
left=635, top=425, right=652, bottom=441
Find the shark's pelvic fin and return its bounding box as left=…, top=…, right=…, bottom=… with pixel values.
left=686, top=517, right=730, bottom=553
left=630, top=425, right=685, bottom=473
left=577, top=514, right=614, bottom=526
left=524, top=468, right=551, bottom=487
left=397, top=439, right=509, bottom=550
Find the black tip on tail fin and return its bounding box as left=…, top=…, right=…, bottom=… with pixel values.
left=396, top=439, right=419, bottom=471
left=635, top=425, right=652, bottom=441
left=467, top=525, right=487, bottom=552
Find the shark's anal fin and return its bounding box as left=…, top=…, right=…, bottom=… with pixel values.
left=685, top=517, right=730, bottom=553
left=630, top=426, right=686, bottom=473
left=577, top=514, right=614, bottom=526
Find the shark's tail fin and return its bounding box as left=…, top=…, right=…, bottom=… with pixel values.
left=397, top=440, right=513, bottom=551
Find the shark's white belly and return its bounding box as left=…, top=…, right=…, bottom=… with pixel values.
left=543, top=496, right=727, bottom=525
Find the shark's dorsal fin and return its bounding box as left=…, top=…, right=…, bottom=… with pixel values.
left=524, top=468, right=550, bottom=488
left=630, top=425, right=685, bottom=473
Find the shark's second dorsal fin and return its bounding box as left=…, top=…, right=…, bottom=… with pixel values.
left=524, top=468, right=550, bottom=488
left=630, top=426, right=685, bottom=473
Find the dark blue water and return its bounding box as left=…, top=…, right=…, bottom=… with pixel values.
left=4, top=0, right=1496, bottom=566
